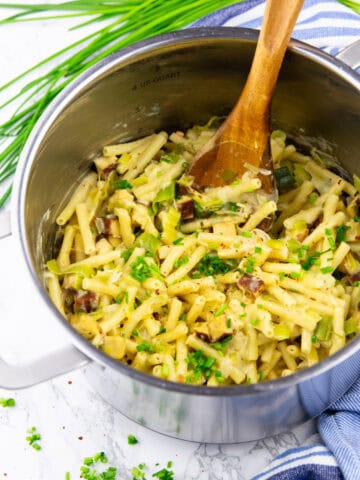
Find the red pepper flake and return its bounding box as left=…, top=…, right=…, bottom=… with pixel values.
left=68, top=380, right=72, bottom=384
left=78, top=436, right=83, bottom=440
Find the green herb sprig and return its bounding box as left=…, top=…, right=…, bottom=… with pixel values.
left=0, top=0, right=243, bottom=208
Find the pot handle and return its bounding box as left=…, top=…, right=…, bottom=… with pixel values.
left=0, top=211, right=90, bottom=389
left=0, top=345, right=89, bottom=389
left=335, top=39, right=360, bottom=70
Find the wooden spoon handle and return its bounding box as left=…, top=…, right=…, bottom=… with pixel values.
left=234, top=0, right=304, bottom=119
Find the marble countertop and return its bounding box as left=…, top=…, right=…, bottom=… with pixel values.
left=0, top=3, right=318, bottom=479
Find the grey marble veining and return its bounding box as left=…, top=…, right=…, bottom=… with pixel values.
left=0, top=368, right=317, bottom=480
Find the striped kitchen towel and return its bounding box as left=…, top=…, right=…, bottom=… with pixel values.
left=193, top=1, right=360, bottom=480
left=249, top=380, right=360, bottom=480
left=193, top=0, right=360, bottom=64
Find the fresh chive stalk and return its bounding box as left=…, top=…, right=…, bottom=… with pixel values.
left=0, top=0, right=357, bottom=207
left=0, top=0, right=241, bottom=207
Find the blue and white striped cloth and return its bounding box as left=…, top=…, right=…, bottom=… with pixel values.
left=194, top=0, right=360, bottom=57
left=193, top=1, right=360, bottom=479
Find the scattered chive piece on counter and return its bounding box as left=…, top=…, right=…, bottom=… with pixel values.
left=0, top=397, right=15, bottom=407
left=152, top=464, right=175, bottom=479
left=80, top=453, right=116, bottom=480
left=65, top=473, right=70, bottom=480
left=26, top=427, right=41, bottom=451
left=93, top=452, right=108, bottom=463
left=128, top=434, right=139, bottom=445
left=132, top=463, right=146, bottom=480
left=0, top=0, right=246, bottom=209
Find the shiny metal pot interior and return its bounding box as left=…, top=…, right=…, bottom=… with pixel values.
left=13, top=28, right=360, bottom=443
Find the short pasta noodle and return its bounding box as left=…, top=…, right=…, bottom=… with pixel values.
left=46, top=123, right=360, bottom=386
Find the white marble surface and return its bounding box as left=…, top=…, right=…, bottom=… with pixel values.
left=0, top=2, right=318, bottom=479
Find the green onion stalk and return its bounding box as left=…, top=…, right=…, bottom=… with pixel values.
left=0, top=0, right=358, bottom=208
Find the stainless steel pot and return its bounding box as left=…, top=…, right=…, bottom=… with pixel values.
left=1, top=28, right=360, bottom=443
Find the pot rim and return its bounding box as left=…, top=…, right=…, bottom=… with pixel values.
left=13, top=27, right=360, bottom=396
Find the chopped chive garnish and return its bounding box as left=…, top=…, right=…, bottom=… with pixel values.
left=130, top=255, right=163, bottom=282
left=258, top=371, right=264, bottom=381
left=159, top=327, right=166, bottom=334
left=195, top=253, right=233, bottom=276
left=354, top=281, right=360, bottom=287
left=245, top=255, right=256, bottom=273
left=0, top=397, right=15, bottom=407
left=185, top=350, right=217, bottom=383
left=115, top=180, right=133, bottom=189
left=290, top=271, right=301, bottom=279
left=172, top=237, right=184, bottom=245
left=328, top=237, right=336, bottom=248
left=121, top=248, right=134, bottom=262
left=26, top=427, right=41, bottom=451
left=94, top=452, right=108, bottom=463
left=320, top=266, right=333, bottom=274
left=128, top=434, right=138, bottom=445
left=136, top=342, right=154, bottom=353
left=241, top=231, right=252, bottom=238
left=226, top=318, right=232, bottom=328
left=254, top=246, right=262, bottom=254
left=308, top=192, right=318, bottom=204
left=250, top=318, right=259, bottom=326
left=279, top=272, right=286, bottom=281
left=214, top=304, right=227, bottom=316
left=173, top=256, right=189, bottom=269
left=311, top=335, right=317, bottom=344
left=161, top=363, right=169, bottom=378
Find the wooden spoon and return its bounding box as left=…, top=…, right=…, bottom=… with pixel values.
left=189, top=0, right=304, bottom=195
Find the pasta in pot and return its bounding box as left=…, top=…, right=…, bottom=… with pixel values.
left=46, top=119, right=360, bottom=386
